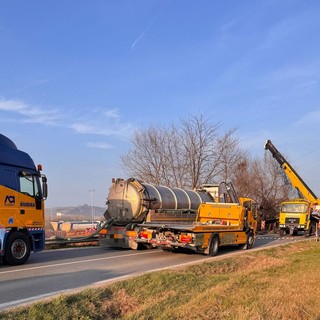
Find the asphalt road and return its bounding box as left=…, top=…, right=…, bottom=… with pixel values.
left=0, top=233, right=305, bottom=311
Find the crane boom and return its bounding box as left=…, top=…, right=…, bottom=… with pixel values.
left=264, top=140, right=317, bottom=202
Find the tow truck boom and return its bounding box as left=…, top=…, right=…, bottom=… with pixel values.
left=265, top=140, right=320, bottom=236
left=264, top=140, right=317, bottom=202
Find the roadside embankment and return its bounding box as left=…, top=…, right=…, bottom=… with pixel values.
left=1, top=241, right=319, bottom=320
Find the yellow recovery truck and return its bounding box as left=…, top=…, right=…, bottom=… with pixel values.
left=134, top=182, right=258, bottom=256
left=99, top=178, right=214, bottom=250
left=265, top=140, right=320, bottom=236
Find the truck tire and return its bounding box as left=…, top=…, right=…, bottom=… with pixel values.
left=4, top=231, right=31, bottom=265
left=279, top=229, right=285, bottom=237
left=246, top=232, right=255, bottom=249
left=209, top=235, right=219, bottom=256
left=304, top=223, right=313, bottom=237
left=239, top=232, right=255, bottom=250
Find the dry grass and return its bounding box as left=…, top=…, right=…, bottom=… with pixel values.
left=1, top=241, right=320, bottom=320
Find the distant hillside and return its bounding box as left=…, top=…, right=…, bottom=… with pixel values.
left=45, top=204, right=106, bottom=220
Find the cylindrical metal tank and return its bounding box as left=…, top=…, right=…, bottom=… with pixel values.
left=105, top=178, right=213, bottom=223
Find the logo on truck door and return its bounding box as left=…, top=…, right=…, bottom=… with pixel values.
left=4, top=195, right=15, bottom=206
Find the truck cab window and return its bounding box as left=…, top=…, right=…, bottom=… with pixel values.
left=19, top=174, right=39, bottom=197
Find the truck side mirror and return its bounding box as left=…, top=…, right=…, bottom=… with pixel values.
left=243, top=201, right=251, bottom=210
left=42, top=175, right=48, bottom=199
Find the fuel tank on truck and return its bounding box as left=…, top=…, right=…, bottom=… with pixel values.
left=104, top=178, right=214, bottom=223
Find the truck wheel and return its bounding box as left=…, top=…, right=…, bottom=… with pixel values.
left=246, top=232, right=255, bottom=249
left=209, top=235, right=219, bottom=256
left=304, top=224, right=313, bottom=237
left=279, top=229, right=285, bottom=237
left=239, top=232, right=254, bottom=250
left=5, top=232, right=31, bottom=265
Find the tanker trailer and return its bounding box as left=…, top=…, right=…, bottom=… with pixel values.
left=98, top=178, right=214, bottom=250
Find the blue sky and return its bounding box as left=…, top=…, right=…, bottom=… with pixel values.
left=1, top=0, right=320, bottom=208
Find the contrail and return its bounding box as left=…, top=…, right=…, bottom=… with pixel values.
left=131, top=1, right=171, bottom=50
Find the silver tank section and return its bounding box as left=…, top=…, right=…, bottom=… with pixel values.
left=104, top=178, right=214, bottom=223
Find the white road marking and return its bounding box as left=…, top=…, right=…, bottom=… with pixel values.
left=0, top=256, right=209, bottom=310
left=1, top=237, right=314, bottom=311
left=0, top=250, right=159, bottom=275
left=0, top=290, right=71, bottom=309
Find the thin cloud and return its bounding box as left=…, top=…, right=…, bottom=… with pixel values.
left=103, top=109, right=120, bottom=119
left=69, top=107, right=135, bottom=139
left=9, top=79, right=49, bottom=94
left=271, top=63, right=318, bottom=82
left=0, top=98, right=59, bottom=125
left=295, top=110, right=320, bottom=126
left=86, top=142, right=113, bottom=149
left=0, top=98, right=135, bottom=141
left=219, top=5, right=259, bottom=36
left=259, top=10, right=317, bottom=51
left=70, top=121, right=134, bottom=138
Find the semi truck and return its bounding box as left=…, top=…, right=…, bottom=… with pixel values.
left=134, top=181, right=258, bottom=256
left=99, top=178, right=214, bottom=250
left=265, top=140, right=320, bottom=236
left=0, top=133, right=48, bottom=265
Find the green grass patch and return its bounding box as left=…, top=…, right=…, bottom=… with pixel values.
left=1, top=241, right=320, bottom=320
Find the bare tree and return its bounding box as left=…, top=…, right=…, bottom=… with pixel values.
left=121, top=114, right=295, bottom=224
left=121, top=125, right=167, bottom=185
left=215, top=128, right=246, bottom=183
left=179, top=114, right=221, bottom=188
left=121, top=114, right=241, bottom=189
left=160, top=124, right=188, bottom=187
left=233, top=153, right=292, bottom=219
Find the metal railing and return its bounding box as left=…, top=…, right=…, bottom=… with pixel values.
left=45, top=219, right=114, bottom=248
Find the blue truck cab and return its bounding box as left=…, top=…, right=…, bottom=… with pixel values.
left=0, top=134, right=47, bottom=265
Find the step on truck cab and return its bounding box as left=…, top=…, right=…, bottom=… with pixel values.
left=0, top=134, right=48, bottom=265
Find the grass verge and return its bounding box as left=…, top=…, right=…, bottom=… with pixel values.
left=1, top=241, right=320, bottom=320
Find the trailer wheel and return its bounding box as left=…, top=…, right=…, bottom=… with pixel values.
left=209, top=235, right=219, bottom=256
left=4, top=232, right=31, bottom=265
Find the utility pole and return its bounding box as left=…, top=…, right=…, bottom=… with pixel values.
left=89, top=189, right=95, bottom=228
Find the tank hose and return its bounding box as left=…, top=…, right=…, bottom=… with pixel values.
left=51, top=218, right=115, bottom=242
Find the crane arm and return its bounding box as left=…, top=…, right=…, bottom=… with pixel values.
left=264, top=140, right=317, bottom=202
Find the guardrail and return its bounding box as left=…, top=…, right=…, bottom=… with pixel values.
left=45, top=236, right=99, bottom=247
left=44, top=219, right=113, bottom=248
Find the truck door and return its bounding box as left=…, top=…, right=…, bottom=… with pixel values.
left=18, top=171, right=44, bottom=226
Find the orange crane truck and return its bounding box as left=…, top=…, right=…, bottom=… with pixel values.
left=0, top=134, right=48, bottom=265
left=134, top=182, right=258, bottom=256
left=265, top=140, right=320, bottom=236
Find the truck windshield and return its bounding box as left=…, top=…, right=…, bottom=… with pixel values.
left=281, top=203, right=308, bottom=213
left=20, top=174, right=40, bottom=198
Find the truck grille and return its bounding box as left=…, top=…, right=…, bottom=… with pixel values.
left=285, top=217, right=299, bottom=224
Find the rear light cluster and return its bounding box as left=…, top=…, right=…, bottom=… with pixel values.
left=179, top=234, right=193, bottom=243
left=126, top=231, right=137, bottom=238
left=99, top=229, right=108, bottom=236
left=139, top=231, right=152, bottom=239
